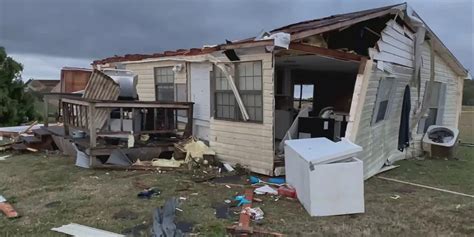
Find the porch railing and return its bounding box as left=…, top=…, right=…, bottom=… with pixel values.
left=43, top=94, right=193, bottom=149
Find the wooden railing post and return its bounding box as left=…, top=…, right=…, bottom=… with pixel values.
left=88, top=102, right=97, bottom=148
left=62, top=102, right=70, bottom=136
left=184, top=104, right=193, bottom=138
left=43, top=95, right=49, bottom=128
left=88, top=102, right=98, bottom=167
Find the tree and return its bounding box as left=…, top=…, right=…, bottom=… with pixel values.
left=462, top=79, right=474, bottom=106
left=0, top=46, right=38, bottom=126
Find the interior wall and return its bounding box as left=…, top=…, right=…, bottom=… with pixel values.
left=291, top=70, right=357, bottom=114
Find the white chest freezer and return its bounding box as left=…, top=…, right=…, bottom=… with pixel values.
left=284, top=138, right=364, bottom=217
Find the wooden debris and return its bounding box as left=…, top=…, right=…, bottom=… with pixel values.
left=227, top=188, right=283, bottom=237
left=20, top=121, right=38, bottom=134
left=0, top=195, right=19, bottom=218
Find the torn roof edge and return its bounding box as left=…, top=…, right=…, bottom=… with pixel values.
left=92, top=2, right=468, bottom=77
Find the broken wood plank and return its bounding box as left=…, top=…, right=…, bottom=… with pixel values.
left=289, top=43, right=362, bottom=61
left=20, top=121, right=38, bottom=134
left=220, top=39, right=274, bottom=50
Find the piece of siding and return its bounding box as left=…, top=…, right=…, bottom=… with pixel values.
left=381, top=33, right=414, bottom=53
left=382, top=27, right=414, bottom=48
left=377, top=41, right=414, bottom=60
left=373, top=51, right=413, bottom=68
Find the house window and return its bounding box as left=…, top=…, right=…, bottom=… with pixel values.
left=155, top=67, right=174, bottom=101
left=214, top=61, right=263, bottom=122
left=372, top=77, right=395, bottom=125
left=418, top=81, right=446, bottom=133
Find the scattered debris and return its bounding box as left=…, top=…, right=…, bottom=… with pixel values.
left=151, top=197, right=183, bottom=237
left=223, top=163, right=235, bottom=172
left=235, top=195, right=251, bottom=207
left=45, top=201, right=62, bottom=208
left=74, top=144, right=90, bottom=169
left=227, top=188, right=283, bottom=236
left=254, top=185, right=278, bottom=195
left=0, top=154, right=12, bottom=161
left=277, top=185, right=297, bottom=198
left=113, top=209, right=139, bottom=220
left=26, top=147, right=38, bottom=152
left=137, top=188, right=161, bottom=199
left=378, top=176, right=474, bottom=198
left=51, top=223, right=125, bottom=237
left=151, top=158, right=184, bottom=168
left=249, top=176, right=285, bottom=186
left=390, top=194, right=401, bottom=200
left=252, top=197, right=263, bottom=203
left=178, top=137, right=216, bottom=165
left=0, top=195, right=19, bottom=218
left=243, top=207, right=264, bottom=221
left=375, top=165, right=400, bottom=175
left=106, top=149, right=132, bottom=166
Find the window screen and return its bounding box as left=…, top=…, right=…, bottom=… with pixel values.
left=155, top=67, right=174, bottom=101
left=372, top=77, right=395, bottom=125
left=213, top=61, right=263, bottom=122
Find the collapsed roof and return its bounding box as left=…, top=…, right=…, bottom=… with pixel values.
left=92, top=3, right=468, bottom=77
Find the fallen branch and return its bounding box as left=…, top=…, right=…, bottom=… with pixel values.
left=378, top=176, right=474, bottom=198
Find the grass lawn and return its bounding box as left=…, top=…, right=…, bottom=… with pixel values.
left=0, top=147, right=473, bottom=236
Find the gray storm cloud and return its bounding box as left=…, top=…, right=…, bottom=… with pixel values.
left=0, top=0, right=472, bottom=79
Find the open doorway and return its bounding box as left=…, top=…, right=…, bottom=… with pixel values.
left=274, top=52, right=361, bottom=151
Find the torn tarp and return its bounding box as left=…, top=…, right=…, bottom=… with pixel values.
left=152, top=198, right=183, bottom=237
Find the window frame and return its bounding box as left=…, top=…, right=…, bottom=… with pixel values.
left=213, top=61, right=263, bottom=123
left=154, top=66, right=175, bottom=102
left=371, top=77, right=396, bottom=125
left=417, top=81, right=446, bottom=133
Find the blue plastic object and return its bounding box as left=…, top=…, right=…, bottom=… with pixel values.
left=234, top=195, right=251, bottom=207
left=268, top=177, right=286, bottom=185
left=249, top=176, right=261, bottom=184
left=249, top=176, right=286, bottom=185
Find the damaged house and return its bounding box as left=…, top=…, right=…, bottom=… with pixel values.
left=88, top=3, right=469, bottom=178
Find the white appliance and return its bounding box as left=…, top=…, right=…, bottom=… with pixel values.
left=284, top=137, right=364, bottom=216
left=422, top=125, right=459, bottom=159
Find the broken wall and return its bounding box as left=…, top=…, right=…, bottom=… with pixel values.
left=353, top=41, right=462, bottom=179
left=122, top=50, right=276, bottom=175
left=209, top=49, right=275, bottom=175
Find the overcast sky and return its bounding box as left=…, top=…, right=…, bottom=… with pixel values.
left=1, top=0, right=472, bottom=80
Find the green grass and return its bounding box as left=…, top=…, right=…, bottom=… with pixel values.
left=0, top=146, right=473, bottom=236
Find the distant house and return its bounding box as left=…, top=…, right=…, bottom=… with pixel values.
left=25, top=79, right=60, bottom=93
left=92, top=3, right=471, bottom=178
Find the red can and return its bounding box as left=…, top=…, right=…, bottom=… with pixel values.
left=278, top=186, right=297, bottom=198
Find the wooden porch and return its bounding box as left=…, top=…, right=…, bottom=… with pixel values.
left=43, top=93, right=194, bottom=167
